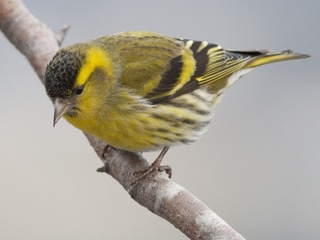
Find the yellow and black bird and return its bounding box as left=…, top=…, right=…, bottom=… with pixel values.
left=45, top=31, right=309, bottom=180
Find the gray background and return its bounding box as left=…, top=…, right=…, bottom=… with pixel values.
left=1, top=1, right=319, bottom=239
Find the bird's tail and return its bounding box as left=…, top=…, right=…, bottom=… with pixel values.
left=243, top=50, right=310, bottom=68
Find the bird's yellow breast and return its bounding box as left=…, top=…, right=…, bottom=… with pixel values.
left=64, top=88, right=218, bottom=152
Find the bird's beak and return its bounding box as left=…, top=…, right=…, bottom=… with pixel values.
left=53, top=98, right=74, bottom=127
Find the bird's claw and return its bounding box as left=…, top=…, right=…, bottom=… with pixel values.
left=131, top=164, right=172, bottom=185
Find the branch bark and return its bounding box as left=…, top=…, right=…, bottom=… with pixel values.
left=0, top=1, right=245, bottom=239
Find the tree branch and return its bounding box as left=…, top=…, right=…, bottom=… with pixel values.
left=0, top=1, right=245, bottom=239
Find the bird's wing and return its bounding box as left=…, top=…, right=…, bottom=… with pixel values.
left=112, top=32, right=264, bottom=104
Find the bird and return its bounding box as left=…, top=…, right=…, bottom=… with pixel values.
left=44, top=31, right=309, bottom=183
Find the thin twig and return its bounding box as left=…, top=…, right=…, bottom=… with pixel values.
left=55, top=24, right=70, bottom=46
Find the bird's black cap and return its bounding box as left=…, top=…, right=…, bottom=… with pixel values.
left=45, top=50, right=82, bottom=99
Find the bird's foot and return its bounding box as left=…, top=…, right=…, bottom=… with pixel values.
left=131, top=147, right=171, bottom=185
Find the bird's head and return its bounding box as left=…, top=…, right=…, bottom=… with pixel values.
left=45, top=45, right=113, bottom=126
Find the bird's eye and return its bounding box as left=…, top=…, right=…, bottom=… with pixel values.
left=74, top=85, right=84, bottom=96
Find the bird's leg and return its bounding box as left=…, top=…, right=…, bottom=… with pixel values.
left=96, top=145, right=115, bottom=173
left=131, top=146, right=172, bottom=185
